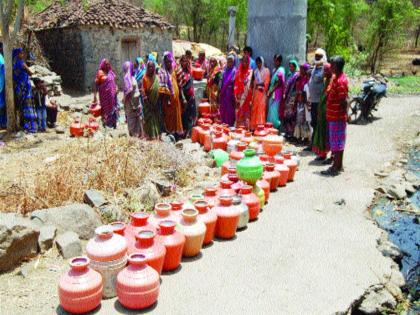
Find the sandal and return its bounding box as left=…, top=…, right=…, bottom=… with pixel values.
left=320, top=167, right=339, bottom=177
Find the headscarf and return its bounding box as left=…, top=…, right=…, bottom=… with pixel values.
left=314, top=48, right=327, bottom=65
left=96, top=58, right=116, bottom=87
left=234, top=55, right=251, bottom=96
left=134, top=57, right=146, bottom=82
left=12, top=48, right=23, bottom=61
left=176, top=55, right=192, bottom=89
left=207, top=57, right=221, bottom=87
left=123, top=61, right=134, bottom=95
left=159, top=51, right=174, bottom=95
left=300, top=63, right=311, bottom=74
left=254, top=56, right=265, bottom=85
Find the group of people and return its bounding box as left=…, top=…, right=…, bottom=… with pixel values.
left=94, top=46, right=348, bottom=176
left=0, top=47, right=58, bottom=132
left=196, top=47, right=348, bottom=176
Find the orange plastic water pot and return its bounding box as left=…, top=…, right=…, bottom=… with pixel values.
left=149, top=203, right=176, bottom=227
left=204, top=187, right=218, bottom=208
left=89, top=102, right=102, bottom=118
left=131, top=230, right=166, bottom=275
left=214, top=197, right=240, bottom=239
left=194, top=200, right=217, bottom=245
left=58, top=257, right=103, bottom=314
left=264, top=163, right=281, bottom=191
left=157, top=220, right=185, bottom=272
left=116, top=253, right=160, bottom=310
left=256, top=178, right=270, bottom=203
left=284, top=159, right=298, bottom=182
left=275, top=163, right=289, bottom=187
left=239, top=185, right=261, bottom=221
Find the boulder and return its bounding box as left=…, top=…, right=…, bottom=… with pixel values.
left=152, top=178, right=173, bottom=197
left=98, top=205, right=125, bottom=222
left=386, top=184, right=407, bottom=200
left=30, top=203, right=101, bottom=240
left=377, top=239, right=403, bottom=263
left=83, top=189, right=108, bottom=208
left=0, top=213, right=40, bottom=272
left=56, top=232, right=82, bottom=259
left=127, top=183, right=160, bottom=212
left=38, top=225, right=57, bottom=253
left=403, top=183, right=416, bottom=196
left=358, top=287, right=396, bottom=314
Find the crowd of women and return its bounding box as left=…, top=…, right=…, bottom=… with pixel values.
left=93, top=46, right=348, bottom=176
left=0, top=47, right=58, bottom=133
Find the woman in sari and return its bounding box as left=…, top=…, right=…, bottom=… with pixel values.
left=13, top=48, right=37, bottom=133
left=312, top=63, right=332, bottom=161
left=0, top=50, right=6, bottom=129
left=283, top=60, right=300, bottom=138
left=219, top=55, right=237, bottom=126
left=176, top=55, right=196, bottom=138
left=142, top=61, right=162, bottom=140
left=293, top=63, right=311, bottom=142
left=234, top=55, right=253, bottom=128
left=122, top=61, right=142, bottom=137
left=266, top=55, right=285, bottom=131
left=134, top=58, right=146, bottom=85
left=207, top=57, right=222, bottom=118
left=93, top=59, right=118, bottom=128
left=158, top=52, right=183, bottom=137
left=250, top=57, right=270, bottom=130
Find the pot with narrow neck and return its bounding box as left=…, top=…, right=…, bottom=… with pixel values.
left=131, top=230, right=166, bottom=275
left=232, top=195, right=249, bottom=229
left=214, top=197, right=240, bottom=239
left=194, top=200, right=217, bottom=245
left=176, top=209, right=206, bottom=257
left=86, top=225, right=128, bottom=298
left=116, top=253, right=160, bottom=310
left=236, top=149, right=264, bottom=185
left=264, top=163, right=281, bottom=191
left=58, top=256, right=103, bottom=314
left=156, top=220, right=185, bottom=271
left=149, top=203, right=176, bottom=227
left=239, top=185, right=261, bottom=221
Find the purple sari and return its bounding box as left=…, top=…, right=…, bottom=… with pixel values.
left=96, top=59, right=118, bottom=128
left=220, top=66, right=236, bottom=126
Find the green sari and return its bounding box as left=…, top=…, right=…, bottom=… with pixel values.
left=143, top=74, right=161, bottom=139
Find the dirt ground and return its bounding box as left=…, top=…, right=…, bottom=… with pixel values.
left=0, top=96, right=419, bottom=314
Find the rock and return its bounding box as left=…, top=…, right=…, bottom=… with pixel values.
left=56, top=232, right=82, bottom=259
left=204, top=158, right=216, bottom=168
left=110, top=130, right=127, bottom=138
left=377, top=240, right=403, bottom=263
left=175, top=142, right=183, bottom=150
left=386, top=184, right=407, bottom=200
left=162, top=169, right=176, bottom=181
left=83, top=189, right=108, bottom=208
left=389, top=264, right=405, bottom=288
left=194, top=166, right=211, bottom=177
left=14, top=131, right=25, bottom=139
left=82, top=107, right=90, bottom=115
left=99, top=205, right=125, bottom=222
left=71, top=105, right=83, bottom=113
left=60, top=103, right=70, bottom=111
left=30, top=203, right=101, bottom=240
left=38, top=225, right=57, bottom=253
left=404, top=172, right=420, bottom=186
left=374, top=171, right=389, bottom=178
left=128, top=183, right=160, bottom=212
left=18, top=261, right=36, bottom=278
left=152, top=178, right=173, bottom=197
left=182, top=142, right=201, bottom=154
left=375, top=186, right=387, bottom=194
left=0, top=213, right=40, bottom=272
left=403, top=183, right=416, bottom=196
left=55, top=126, right=65, bottom=134
left=358, top=287, right=396, bottom=314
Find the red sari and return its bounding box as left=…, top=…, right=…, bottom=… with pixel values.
left=234, top=60, right=253, bottom=128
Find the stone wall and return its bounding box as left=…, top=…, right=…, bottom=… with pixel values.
left=247, top=0, right=308, bottom=69
left=34, top=28, right=84, bottom=91
left=36, top=26, right=173, bottom=92
left=80, top=26, right=173, bottom=91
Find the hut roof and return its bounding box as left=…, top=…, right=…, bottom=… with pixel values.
left=30, top=0, right=173, bottom=31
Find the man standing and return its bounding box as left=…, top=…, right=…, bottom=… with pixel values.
left=306, top=48, right=327, bottom=153
left=0, top=43, right=6, bottom=129
left=321, top=56, right=348, bottom=177
left=243, top=46, right=256, bottom=70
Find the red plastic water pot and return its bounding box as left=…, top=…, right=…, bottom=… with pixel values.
left=110, top=222, right=126, bottom=236
left=192, top=67, right=205, bottom=81
left=264, top=163, right=281, bottom=191
left=117, top=253, right=160, bottom=310
left=214, top=197, right=240, bottom=239
left=239, top=185, right=261, bottom=221
left=149, top=203, right=177, bottom=227
left=70, top=119, right=85, bottom=137
left=58, top=257, right=103, bottom=314
left=156, top=220, right=185, bottom=271
left=275, top=163, right=289, bottom=187
left=284, top=159, right=298, bottom=182
left=204, top=187, right=218, bottom=209
left=194, top=200, right=217, bottom=245
left=89, top=102, right=102, bottom=118
left=131, top=230, right=166, bottom=275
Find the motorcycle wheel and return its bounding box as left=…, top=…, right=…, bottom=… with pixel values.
left=348, top=99, right=362, bottom=124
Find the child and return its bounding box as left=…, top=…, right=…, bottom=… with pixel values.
left=33, top=78, right=57, bottom=130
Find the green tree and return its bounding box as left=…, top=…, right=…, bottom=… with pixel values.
left=364, top=0, right=417, bottom=73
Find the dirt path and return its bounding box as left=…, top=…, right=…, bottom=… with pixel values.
left=0, top=96, right=419, bottom=315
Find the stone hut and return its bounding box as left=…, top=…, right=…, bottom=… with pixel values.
left=30, top=0, right=173, bottom=91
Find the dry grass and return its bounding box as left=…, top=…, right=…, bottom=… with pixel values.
left=0, top=137, right=194, bottom=215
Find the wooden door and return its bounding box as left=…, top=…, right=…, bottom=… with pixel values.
left=121, top=39, right=139, bottom=64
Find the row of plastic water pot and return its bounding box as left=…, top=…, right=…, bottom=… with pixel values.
left=58, top=190, right=262, bottom=314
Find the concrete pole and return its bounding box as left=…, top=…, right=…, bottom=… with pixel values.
left=247, top=0, right=308, bottom=69
left=228, top=6, right=237, bottom=51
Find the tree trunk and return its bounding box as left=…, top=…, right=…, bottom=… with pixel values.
left=3, top=35, right=17, bottom=132
left=415, top=25, right=420, bottom=48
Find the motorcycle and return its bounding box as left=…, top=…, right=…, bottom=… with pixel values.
left=348, top=77, right=387, bottom=124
